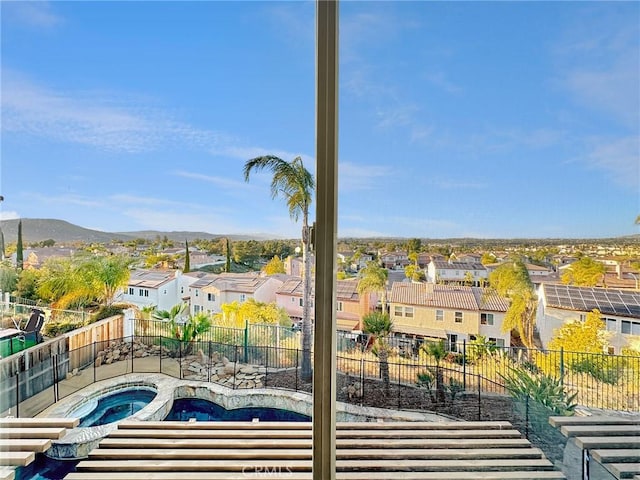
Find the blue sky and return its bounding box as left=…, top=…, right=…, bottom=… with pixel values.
left=1, top=1, right=638, bottom=240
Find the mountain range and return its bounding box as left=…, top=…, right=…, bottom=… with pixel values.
left=0, top=218, right=636, bottom=247
left=0, top=219, right=273, bottom=245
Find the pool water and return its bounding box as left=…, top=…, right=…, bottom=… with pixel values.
left=165, top=398, right=310, bottom=422
left=78, top=388, right=157, bottom=427
left=14, top=454, right=78, bottom=480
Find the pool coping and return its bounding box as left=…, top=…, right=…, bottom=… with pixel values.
left=38, top=372, right=450, bottom=459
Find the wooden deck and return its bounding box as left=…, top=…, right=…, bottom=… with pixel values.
left=549, top=415, right=640, bottom=480
left=0, top=417, right=79, bottom=477
left=64, top=421, right=566, bottom=480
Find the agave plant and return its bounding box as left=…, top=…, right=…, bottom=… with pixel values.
left=500, top=365, right=577, bottom=416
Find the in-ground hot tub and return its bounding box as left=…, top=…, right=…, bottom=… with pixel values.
left=38, top=377, right=172, bottom=459
left=71, top=386, right=157, bottom=427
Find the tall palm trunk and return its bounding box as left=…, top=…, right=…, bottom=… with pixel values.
left=379, top=342, right=390, bottom=393
left=301, top=218, right=312, bottom=381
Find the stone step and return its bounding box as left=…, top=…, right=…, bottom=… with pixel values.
left=591, top=449, right=640, bottom=464
left=0, top=439, right=51, bottom=452
left=0, top=427, right=66, bottom=440
left=549, top=416, right=640, bottom=428
left=604, top=463, right=640, bottom=479
left=0, top=418, right=79, bottom=429
left=0, top=451, right=35, bottom=467
left=575, top=436, right=640, bottom=450
left=560, top=425, right=640, bottom=438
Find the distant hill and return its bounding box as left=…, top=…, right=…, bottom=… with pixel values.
left=0, top=218, right=636, bottom=246
left=0, top=219, right=133, bottom=244
left=0, top=218, right=278, bottom=245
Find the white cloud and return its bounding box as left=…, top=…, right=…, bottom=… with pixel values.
left=423, top=72, right=462, bottom=95
left=555, top=9, right=640, bottom=128
left=0, top=211, right=20, bottom=221
left=1, top=71, right=231, bottom=153
left=172, top=171, right=255, bottom=192
left=3, top=1, right=63, bottom=28
left=585, top=135, right=640, bottom=189
left=339, top=162, right=391, bottom=192
left=432, top=179, right=488, bottom=190
left=122, top=208, right=244, bottom=234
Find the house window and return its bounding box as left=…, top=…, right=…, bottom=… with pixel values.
left=405, top=307, right=414, bottom=318
left=603, top=318, right=617, bottom=332
left=207, top=293, right=215, bottom=302
left=621, top=321, right=640, bottom=335
left=394, top=306, right=402, bottom=317
left=194, top=305, right=201, bottom=313
left=128, top=287, right=134, bottom=295
left=481, top=313, right=494, bottom=326
left=455, top=311, right=463, bottom=323
left=337, top=301, right=343, bottom=311
left=435, top=309, right=444, bottom=322
left=195, top=290, right=199, bottom=297
left=138, top=289, right=149, bottom=297
left=299, top=298, right=303, bottom=307
left=240, top=294, right=246, bottom=302
left=180, top=286, right=184, bottom=294
left=489, top=337, right=505, bottom=347
left=163, top=289, right=167, bottom=295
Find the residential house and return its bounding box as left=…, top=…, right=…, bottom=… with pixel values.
left=337, top=251, right=374, bottom=272
left=536, top=283, right=640, bottom=354
left=16, top=247, right=75, bottom=269
left=379, top=251, right=410, bottom=270
left=178, top=253, right=226, bottom=271
left=275, top=278, right=376, bottom=332
left=119, top=269, right=201, bottom=312
left=189, top=272, right=285, bottom=316
left=426, top=260, right=488, bottom=286
left=388, top=282, right=510, bottom=352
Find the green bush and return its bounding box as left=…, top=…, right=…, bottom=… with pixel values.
left=43, top=320, right=83, bottom=337
left=570, top=357, right=622, bottom=385
left=91, top=305, right=124, bottom=322
left=500, top=365, right=577, bottom=416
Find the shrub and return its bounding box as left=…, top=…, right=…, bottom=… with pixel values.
left=500, top=365, right=577, bottom=416
left=42, top=320, right=83, bottom=337
left=91, top=305, right=124, bottom=322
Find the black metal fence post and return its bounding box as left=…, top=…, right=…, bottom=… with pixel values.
left=234, top=345, right=238, bottom=390
left=264, top=345, right=268, bottom=388
left=477, top=374, right=481, bottom=421
left=16, top=372, right=20, bottom=418
left=131, top=335, right=134, bottom=373
left=93, top=341, right=96, bottom=383
left=295, top=349, right=299, bottom=392
left=179, top=340, right=183, bottom=379
left=462, top=339, right=467, bottom=391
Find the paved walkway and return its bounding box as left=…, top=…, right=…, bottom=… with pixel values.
left=17, top=356, right=179, bottom=418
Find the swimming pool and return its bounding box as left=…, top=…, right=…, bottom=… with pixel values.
left=165, top=398, right=311, bottom=422
left=14, top=454, right=77, bottom=480
left=74, top=388, right=157, bottom=427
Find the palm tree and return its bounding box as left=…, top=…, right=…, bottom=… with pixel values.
left=422, top=340, right=448, bottom=404
left=244, top=155, right=314, bottom=381
left=357, top=261, right=389, bottom=313
left=363, top=311, right=393, bottom=393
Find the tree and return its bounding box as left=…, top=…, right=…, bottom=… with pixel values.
left=357, top=261, right=389, bottom=312
left=214, top=299, right=290, bottom=328
left=0, top=264, right=18, bottom=293
left=263, top=255, right=286, bottom=275
left=548, top=309, right=609, bottom=353
left=16, top=220, right=23, bottom=270
left=489, top=260, right=537, bottom=348
left=406, top=238, right=422, bottom=255
left=363, top=311, right=393, bottom=393
left=184, top=240, right=190, bottom=273
left=244, top=155, right=314, bottom=381
left=404, top=263, right=425, bottom=282
left=561, top=257, right=606, bottom=287
left=481, top=252, right=496, bottom=265
left=419, top=340, right=448, bottom=403
left=225, top=238, right=232, bottom=272
left=15, top=268, right=40, bottom=300
left=85, top=255, right=132, bottom=306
